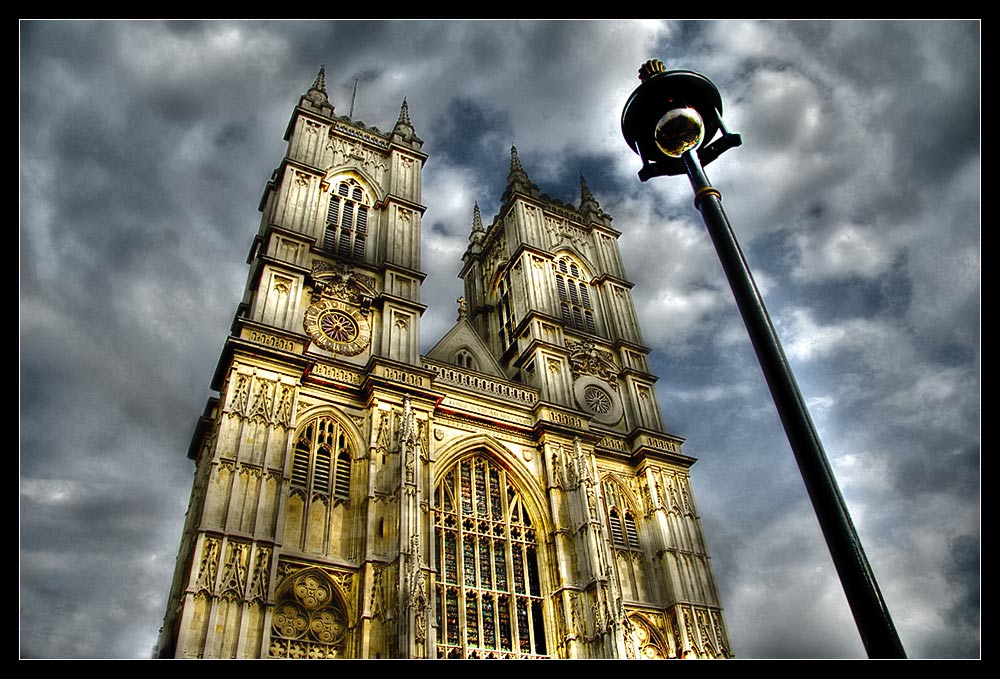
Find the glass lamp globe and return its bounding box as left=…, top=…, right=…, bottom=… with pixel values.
left=653, top=107, right=705, bottom=158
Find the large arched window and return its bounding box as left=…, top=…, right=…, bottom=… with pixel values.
left=555, top=256, right=596, bottom=335
left=434, top=455, right=548, bottom=658
left=292, top=416, right=352, bottom=501
left=324, top=178, right=369, bottom=261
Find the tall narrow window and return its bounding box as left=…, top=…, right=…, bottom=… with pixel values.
left=292, top=417, right=352, bottom=502
left=435, top=455, right=548, bottom=658
left=602, top=479, right=641, bottom=550
left=324, top=179, right=369, bottom=261
left=497, top=275, right=516, bottom=351
left=555, top=256, right=596, bottom=335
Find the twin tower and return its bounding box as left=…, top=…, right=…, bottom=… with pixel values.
left=157, top=68, right=731, bottom=659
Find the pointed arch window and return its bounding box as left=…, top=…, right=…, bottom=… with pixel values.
left=602, top=478, right=641, bottom=551
left=555, top=256, right=596, bottom=335
left=434, top=455, right=548, bottom=658
left=324, top=179, right=369, bottom=261
left=455, top=348, right=478, bottom=371
left=291, top=416, right=352, bottom=501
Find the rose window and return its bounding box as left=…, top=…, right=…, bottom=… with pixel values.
left=584, top=386, right=612, bottom=414
left=268, top=571, right=347, bottom=659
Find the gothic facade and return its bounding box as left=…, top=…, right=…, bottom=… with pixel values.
left=156, top=69, right=731, bottom=659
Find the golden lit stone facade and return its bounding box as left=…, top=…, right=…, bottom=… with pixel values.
left=156, top=69, right=731, bottom=659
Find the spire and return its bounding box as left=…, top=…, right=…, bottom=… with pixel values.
left=502, top=144, right=539, bottom=202
left=396, top=98, right=412, bottom=127
left=391, top=97, right=423, bottom=149
left=578, top=173, right=608, bottom=224
left=580, top=174, right=597, bottom=204
left=311, top=65, right=327, bottom=95
left=580, top=173, right=600, bottom=209
left=510, top=144, right=525, bottom=175
left=468, top=202, right=485, bottom=253
left=471, top=202, right=484, bottom=235
left=302, top=64, right=334, bottom=115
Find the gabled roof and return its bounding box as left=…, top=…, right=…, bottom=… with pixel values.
left=424, top=319, right=505, bottom=377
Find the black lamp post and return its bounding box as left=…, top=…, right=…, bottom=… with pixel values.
left=622, top=59, right=906, bottom=659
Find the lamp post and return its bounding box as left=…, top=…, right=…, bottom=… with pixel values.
left=621, top=59, right=906, bottom=659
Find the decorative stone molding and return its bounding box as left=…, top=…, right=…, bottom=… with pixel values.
left=328, top=122, right=390, bottom=151
left=194, top=536, right=221, bottom=596
left=248, top=546, right=271, bottom=605
left=309, top=260, right=377, bottom=308
left=370, top=565, right=388, bottom=621
left=546, top=215, right=589, bottom=248
left=566, top=339, right=619, bottom=384
left=217, top=540, right=250, bottom=602
left=423, top=361, right=537, bottom=404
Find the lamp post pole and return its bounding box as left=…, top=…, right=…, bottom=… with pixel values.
left=681, top=149, right=906, bottom=659
left=622, top=59, right=906, bottom=658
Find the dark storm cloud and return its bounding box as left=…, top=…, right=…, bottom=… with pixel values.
left=431, top=97, right=513, bottom=184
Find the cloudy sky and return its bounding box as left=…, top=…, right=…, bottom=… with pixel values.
left=20, top=20, right=979, bottom=659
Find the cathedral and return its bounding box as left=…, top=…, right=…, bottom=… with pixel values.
left=156, top=68, right=731, bottom=660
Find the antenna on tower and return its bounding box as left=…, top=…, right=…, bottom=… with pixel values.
left=349, top=78, right=359, bottom=118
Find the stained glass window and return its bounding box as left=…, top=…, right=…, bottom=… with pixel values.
left=434, top=455, right=548, bottom=658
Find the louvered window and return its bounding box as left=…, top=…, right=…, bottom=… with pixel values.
left=290, top=417, right=352, bottom=501
left=497, top=275, right=515, bottom=351
left=602, top=479, right=641, bottom=551
left=324, top=179, right=369, bottom=261
left=554, top=256, right=596, bottom=335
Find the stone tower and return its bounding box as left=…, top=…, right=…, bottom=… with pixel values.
left=157, top=68, right=731, bottom=660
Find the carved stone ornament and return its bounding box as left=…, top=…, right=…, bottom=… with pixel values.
left=546, top=215, right=589, bottom=248
left=482, top=237, right=508, bottom=283
left=309, top=260, right=377, bottom=307
left=370, top=565, right=387, bottom=621
left=567, top=339, right=619, bottom=384
left=268, top=570, right=348, bottom=659
left=218, top=541, right=250, bottom=602
left=194, top=536, right=221, bottom=596
left=229, top=372, right=295, bottom=427
left=248, top=547, right=271, bottom=605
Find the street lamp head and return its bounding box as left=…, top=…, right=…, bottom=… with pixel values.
left=654, top=107, right=704, bottom=158
left=621, top=59, right=741, bottom=180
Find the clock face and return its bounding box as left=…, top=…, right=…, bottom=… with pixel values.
left=304, top=299, right=371, bottom=356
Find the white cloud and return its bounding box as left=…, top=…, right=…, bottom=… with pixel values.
left=780, top=306, right=910, bottom=365
left=672, top=382, right=754, bottom=403
left=792, top=222, right=895, bottom=282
